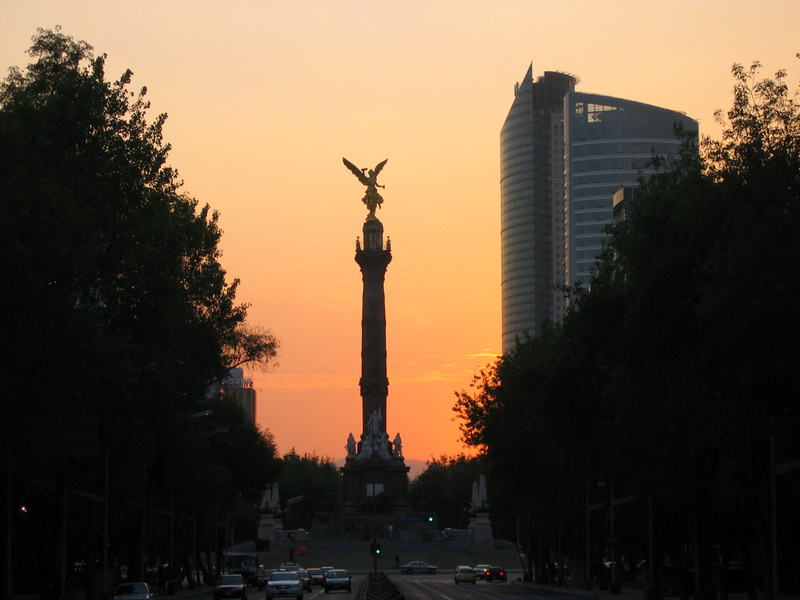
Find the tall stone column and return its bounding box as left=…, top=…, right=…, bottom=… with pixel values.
left=332, top=161, right=411, bottom=526
left=355, top=215, right=391, bottom=435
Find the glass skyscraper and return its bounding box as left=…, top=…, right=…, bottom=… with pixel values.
left=564, top=92, right=698, bottom=289
left=500, top=68, right=697, bottom=353
left=500, top=67, right=577, bottom=352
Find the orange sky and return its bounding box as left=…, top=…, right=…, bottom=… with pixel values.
left=3, top=1, right=799, bottom=465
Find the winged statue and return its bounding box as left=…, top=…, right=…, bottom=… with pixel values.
left=343, top=158, right=388, bottom=215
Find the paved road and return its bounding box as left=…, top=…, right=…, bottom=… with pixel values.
left=392, top=572, right=612, bottom=600
left=155, top=570, right=645, bottom=600
left=170, top=580, right=360, bottom=600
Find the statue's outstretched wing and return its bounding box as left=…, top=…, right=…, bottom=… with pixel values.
left=373, top=159, right=388, bottom=177
left=343, top=157, right=369, bottom=185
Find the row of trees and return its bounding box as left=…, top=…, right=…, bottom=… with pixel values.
left=453, top=60, right=800, bottom=599
left=0, top=28, right=282, bottom=596
left=408, top=454, right=486, bottom=530
left=276, top=451, right=343, bottom=530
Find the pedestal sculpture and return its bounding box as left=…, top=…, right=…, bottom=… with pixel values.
left=469, top=474, right=495, bottom=550
left=339, top=159, right=409, bottom=518
left=256, top=483, right=283, bottom=551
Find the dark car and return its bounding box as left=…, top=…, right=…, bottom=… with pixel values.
left=213, top=574, right=247, bottom=600
left=473, top=564, right=491, bottom=580
left=486, top=566, right=507, bottom=582
left=295, top=569, right=313, bottom=592
left=323, top=569, right=351, bottom=593
left=306, top=568, right=324, bottom=587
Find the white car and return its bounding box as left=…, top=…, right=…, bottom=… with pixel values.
left=213, top=574, right=247, bottom=600
left=399, top=560, right=438, bottom=574
left=266, top=570, right=303, bottom=600
left=113, top=582, right=152, bottom=600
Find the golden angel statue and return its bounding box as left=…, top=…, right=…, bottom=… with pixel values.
left=343, top=158, right=388, bottom=215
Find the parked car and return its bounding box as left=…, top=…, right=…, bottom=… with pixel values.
left=400, top=560, right=438, bottom=574
left=454, top=566, right=476, bottom=584
left=113, top=582, right=152, bottom=600
left=323, top=569, right=352, bottom=593
left=266, top=570, right=303, bottom=600
left=486, top=566, right=507, bottom=582
left=306, top=567, right=324, bottom=587
left=213, top=574, right=247, bottom=600
left=473, top=564, right=491, bottom=580
left=295, top=569, right=313, bottom=592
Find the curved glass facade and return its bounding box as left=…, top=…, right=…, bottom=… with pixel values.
left=500, top=72, right=697, bottom=354
left=500, top=67, right=576, bottom=353
left=564, top=93, right=698, bottom=288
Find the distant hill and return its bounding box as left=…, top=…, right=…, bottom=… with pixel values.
left=334, top=457, right=428, bottom=480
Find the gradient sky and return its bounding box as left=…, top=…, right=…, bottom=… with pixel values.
left=3, top=1, right=799, bottom=465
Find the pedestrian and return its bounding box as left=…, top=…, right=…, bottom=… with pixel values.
left=395, top=555, right=400, bottom=569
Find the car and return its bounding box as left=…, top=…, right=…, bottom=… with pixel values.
left=213, top=574, right=247, bottom=600
left=113, top=582, right=152, bottom=600
left=266, top=570, right=303, bottom=600
left=320, top=566, right=335, bottom=575
left=323, top=569, right=352, bottom=593
left=258, top=569, right=277, bottom=590
left=295, top=569, right=313, bottom=592
left=280, top=562, right=303, bottom=571
left=306, top=567, right=324, bottom=587
left=454, top=566, right=476, bottom=584
left=399, top=560, right=438, bottom=574
left=473, top=564, right=491, bottom=580
left=486, top=566, right=508, bottom=582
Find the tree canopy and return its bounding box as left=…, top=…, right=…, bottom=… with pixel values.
left=453, top=59, right=800, bottom=598
left=276, top=450, right=343, bottom=531
left=0, top=27, right=280, bottom=592
left=408, top=454, right=485, bottom=530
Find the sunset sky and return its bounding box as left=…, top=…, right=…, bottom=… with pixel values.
left=3, top=1, right=799, bottom=467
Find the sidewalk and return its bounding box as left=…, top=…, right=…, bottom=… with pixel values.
left=521, top=581, right=644, bottom=600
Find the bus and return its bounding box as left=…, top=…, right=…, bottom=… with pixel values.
left=224, top=552, right=260, bottom=584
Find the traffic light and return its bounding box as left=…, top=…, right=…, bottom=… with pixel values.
left=370, top=542, right=381, bottom=555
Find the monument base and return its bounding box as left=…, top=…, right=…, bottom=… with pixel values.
left=340, top=455, right=410, bottom=511
left=309, top=455, right=440, bottom=540
left=256, top=510, right=283, bottom=551
left=311, top=510, right=439, bottom=541
left=470, top=511, right=495, bottom=551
